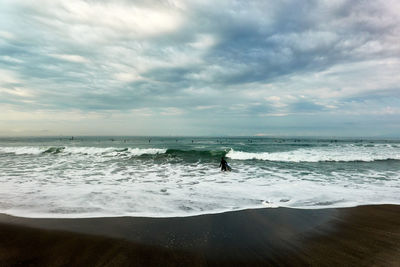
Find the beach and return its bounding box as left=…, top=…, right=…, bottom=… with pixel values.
left=1, top=137, right=400, bottom=266
left=2, top=0, right=400, bottom=265
left=1, top=204, right=399, bottom=266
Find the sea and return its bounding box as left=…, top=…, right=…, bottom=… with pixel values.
left=0, top=136, right=399, bottom=218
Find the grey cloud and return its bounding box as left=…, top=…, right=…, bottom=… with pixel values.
left=290, top=101, right=326, bottom=113
left=143, top=66, right=198, bottom=83
left=188, top=0, right=400, bottom=85
left=1, top=0, right=400, bottom=136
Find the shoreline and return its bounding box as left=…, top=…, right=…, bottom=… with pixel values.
left=1, top=205, right=399, bottom=266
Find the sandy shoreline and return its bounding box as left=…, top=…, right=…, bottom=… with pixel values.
left=0, top=205, right=399, bottom=266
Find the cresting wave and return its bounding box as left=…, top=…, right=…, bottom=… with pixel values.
left=226, top=145, right=400, bottom=162
left=1, top=144, right=400, bottom=162
left=0, top=146, right=167, bottom=156
left=0, top=146, right=228, bottom=161
left=165, top=149, right=226, bottom=159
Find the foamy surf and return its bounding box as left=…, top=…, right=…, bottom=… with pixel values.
left=0, top=137, right=399, bottom=218
left=0, top=146, right=167, bottom=156
left=226, top=144, right=400, bottom=162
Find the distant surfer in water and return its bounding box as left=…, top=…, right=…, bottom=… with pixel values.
left=219, top=157, right=228, bottom=171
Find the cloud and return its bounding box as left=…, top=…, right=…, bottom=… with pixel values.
left=290, top=101, right=326, bottom=113
left=0, top=69, right=20, bottom=84
left=0, top=0, right=399, bottom=136
left=10, top=0, right=184, bottom=39
left=160, top=107, right=184, bottom=116
left=194, top=105, right=218, bottom=110
left=0, top=30, right=14, bottom=40
left=49, top=54, right=89, bottom=63
left=114, top=72, right=143, bottom=83
left=1, top=55, right=23, bottom=64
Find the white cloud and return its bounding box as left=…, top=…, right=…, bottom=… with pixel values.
left=260, top=113, right=288, bottom=117
left=0, top=69, right=22, bottom=84
left=0, top=106, right=103, bottom=121
left=195, top=105, right=218, bottom=110
left=130, top=108, right=153, bottom=117
left=0, top=87, right=34, bottom=97
left=114, top=72, right=143, bottom=83
left=15, top=0, right=184, bottom=39
left=189, top=34, right=217, bottom=50
left=160, top=107, right=184, bottom=116
left=49, top=54, right=89, bottom=63
left=0, top=30, right=14, bottom=40
left=1, top=56, right=23, bottom=64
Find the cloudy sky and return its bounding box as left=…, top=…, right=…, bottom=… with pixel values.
left=1, top=0, right=399, bottom=137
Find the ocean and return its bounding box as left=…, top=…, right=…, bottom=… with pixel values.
left=0, top=136, right=399, bottom=218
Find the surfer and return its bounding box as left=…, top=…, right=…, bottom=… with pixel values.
left=219, top=157, right=228, bottom=171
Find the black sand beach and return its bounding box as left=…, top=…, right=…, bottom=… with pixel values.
left=0, top=205, right=399, bottom=266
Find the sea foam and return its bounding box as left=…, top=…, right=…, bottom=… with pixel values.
left=0, top=146, right=167, bottom=156
left=226, top=144, right=400, bottom=162
left=1, top=139, right=400, bottom=218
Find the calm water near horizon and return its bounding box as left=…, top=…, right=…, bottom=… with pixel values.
left=1, top=136, right=399, bottom=218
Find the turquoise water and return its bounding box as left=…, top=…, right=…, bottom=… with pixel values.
left=0, top=136, right=399, bottom=218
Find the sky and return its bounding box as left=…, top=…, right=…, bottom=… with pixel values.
left=0, top=0, right=399, bottom=137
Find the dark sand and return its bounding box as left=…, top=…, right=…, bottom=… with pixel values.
left=0, top=205, right=399, bottom=266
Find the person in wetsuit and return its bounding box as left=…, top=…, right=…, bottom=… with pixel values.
left=219, top=157, right=228, bottom=171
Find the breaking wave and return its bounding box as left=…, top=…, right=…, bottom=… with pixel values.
left=0, top=146, right=167, bottom=156
left=226, top=145, right=400, bottom=162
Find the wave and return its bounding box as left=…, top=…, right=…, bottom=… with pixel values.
left=0, top=146, right=227, bottom=159
left=64, top=147, right=166, bottom=156
left=43, top=146, right=65, bottom=154
left=165, top=149, right=226, bottom=159
left=0, top=146, right=44, bottom=155
left=226, top=147, right=400, bottom=162
left=2, top=144, right=399, bottom=163
left=0, top=146, right=167, bottom=156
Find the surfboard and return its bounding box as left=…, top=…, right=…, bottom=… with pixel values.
left=226, top=163, right=232, bottom=171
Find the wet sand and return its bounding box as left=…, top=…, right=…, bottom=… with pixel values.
left=0, top=205, right=399, bottom=266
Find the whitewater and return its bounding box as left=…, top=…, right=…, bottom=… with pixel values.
left=0, top=136, right=399, bottom=218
